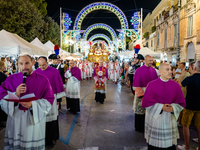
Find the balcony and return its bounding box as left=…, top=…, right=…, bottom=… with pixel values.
left=169, top=7, right=175, bottom=16
left=149, top=32, right=156, bottom=39
left=164, top=11, right=169, bottom=20
left=157, top=16, right=164, bottom=25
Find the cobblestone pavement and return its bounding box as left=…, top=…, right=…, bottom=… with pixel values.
left=0, top=80, right=199, bottom=150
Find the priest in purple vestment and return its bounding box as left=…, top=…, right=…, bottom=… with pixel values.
left=35, top=56, right=66, bottom=147
left=132, top=55, right=158, bottom=133
left=93, top=60, right=108, bottom=104
left=0, top=55, right=54, bottom=150
left=64, top=60, right=81, bottom=114
left=142, top=63, right=186, bottom=150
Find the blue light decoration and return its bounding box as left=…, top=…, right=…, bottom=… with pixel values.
left=118, top=31, right=124, bottom=41
left=82, top=23, right=117, bottom=41
left=88, top=34, right=111, bottom=46
left=64, top=13, right=72, bottom=30
left=73, top=2, right=129, bottom=30
left=130, top=12, right=140, bottom=29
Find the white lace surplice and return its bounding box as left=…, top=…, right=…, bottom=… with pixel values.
left=145, top=103, right=183, bottom=148
left=65, top=70, right=80, bottom=99
left=0, top=95, right=51, bottom=150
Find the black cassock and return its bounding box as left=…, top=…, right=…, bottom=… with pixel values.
left=0, top=72, right=7, bottom=124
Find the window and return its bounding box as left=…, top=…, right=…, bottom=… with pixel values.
left=159, top=14, right=161, bottom=18
left=174, top=24, right=177, bottom=46
left=188, top=15, right=193, bottom=37
left=146, top=42, right=149, bottom=47
left=165, top=29, right=167, bottom=48
left=154, top=19, right=156, bottom=26
left=157, top=32, right=159, bottom=46
left=151, top=40, right=153, bottom=47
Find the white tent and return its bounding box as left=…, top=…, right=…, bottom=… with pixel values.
left=117, top=48, right=161, bottom=58
left=31, top=37, right=53, bottom=55
left=0, top=29, right=48, bottom=56
left=117, top=50, right=133, bottom=57
left=73, top=52, right=83, bottom=58
left=44, top=40, right=70, bottom=57
left=138, top=47, right=160, bottom=57
left=63, top=56, right=79, bottom=60
left=44, top=40, right=55, bottom=50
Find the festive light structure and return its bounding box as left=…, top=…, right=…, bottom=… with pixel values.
left=63, top=13, right=72, bottom=30
left=83, top=23, right=117, bottom=41
left=88, top=34, right=111, bottom=46
left=73, top=2, right=128, bottom=30
left=130, top=12, right=140, bottom=29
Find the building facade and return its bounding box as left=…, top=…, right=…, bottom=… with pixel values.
left=142, top=0, right=200, bottom=62
left=179, top=0, right=200, bottom=62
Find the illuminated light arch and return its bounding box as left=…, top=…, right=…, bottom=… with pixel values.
left=83, top=23, right=117, bottom=41
left=88, top=34, right=111, bottom=46
left=74, top=2, right=128, bottom=30
left=92, top=40, right=109, bottom=50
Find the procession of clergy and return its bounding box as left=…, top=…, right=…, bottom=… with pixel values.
left=1, top=46, right=200, bottom=150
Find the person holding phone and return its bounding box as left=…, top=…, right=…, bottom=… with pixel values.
left=177, top=62, right=190, bottom=98
left=177, top=61, right=200, bottom=150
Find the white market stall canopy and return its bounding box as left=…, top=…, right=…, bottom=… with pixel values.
left=63, top=56, right=79, bottom=60
left=31, top=37, right=53, bottom=55
left=44, top=40, right=70, bottom=57
left=117, top=48, right=160, bottom=58
left=0, top=29, right=48, bottom=56
left=73, top=52, right=83, bottom=58
left=138, top=47, right=161, bottom=57
left=117, top=50, right=132, bottom=56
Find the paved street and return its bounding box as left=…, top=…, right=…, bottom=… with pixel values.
left=0, top=80, right=199, bottom=150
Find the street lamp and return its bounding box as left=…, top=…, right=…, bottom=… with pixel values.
left=176, top=0, right=181, bottom=60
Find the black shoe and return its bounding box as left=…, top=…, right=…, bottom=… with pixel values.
left=59, top=103, right=61, bottom=109
left=100, top=102, right=104, bottom=104
left=46, top=140, right=56, bottom=149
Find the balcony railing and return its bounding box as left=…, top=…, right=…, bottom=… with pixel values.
left=164, top=11, right=169, bottom=20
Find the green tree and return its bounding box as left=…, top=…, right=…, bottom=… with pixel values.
left=29, top=0, right=47, bottom=16
left=0, top=0, right=44, bottom=42
left=41, top=16, right=60, bottom=46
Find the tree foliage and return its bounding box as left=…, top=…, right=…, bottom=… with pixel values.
left=42, top=16, right=60, bottom=45
left=0, top=0, right=44, bottom=42
left=29, top=0, right=47, bottom=16
left=0, top=0, right=60, bottom=46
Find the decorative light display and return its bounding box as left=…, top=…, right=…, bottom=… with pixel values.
left=88, top=34, right=111, bottom=46
left=62, top=30, right=84, bottom=43
left=73, top=2, right=128, bottom=30
left=117, top=29, right=140, bottom=40
left=130, top=12, right=140, bottom=29
left=63, top=13, right=72, bottom=30
left=118, top=31, right=124, bottom=41
left=71, top=30, right=82, bottom=41
left=83, top=23, right=117, bottom=41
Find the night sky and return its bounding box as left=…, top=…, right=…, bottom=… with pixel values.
left=46, top=0, right=161, bottom=38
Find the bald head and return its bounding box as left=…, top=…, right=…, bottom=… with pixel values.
left=69, top=60, right=74, bottom=67
left=159, top=63, right=172, bottom=80
left=38, top=57, right=48, bottom=70
left=159, top=63, right=170, bottom=70
left=145, top=55, right=153, bottom=67
left=194, top=61, right=200, bottom=72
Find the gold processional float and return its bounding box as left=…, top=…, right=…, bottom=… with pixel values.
left=87, top=41, right=109, bottom=62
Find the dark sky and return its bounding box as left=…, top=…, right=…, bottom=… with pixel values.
left=46, top=0, right=161, bottom=39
